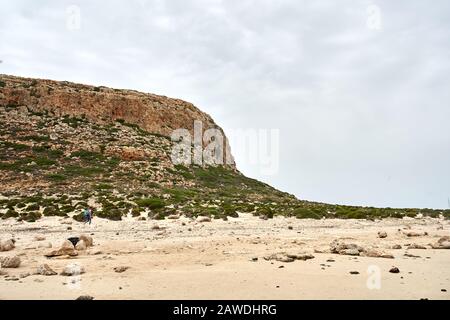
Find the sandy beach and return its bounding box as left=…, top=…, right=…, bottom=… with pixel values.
left=1, top=214, right=449, bottom=300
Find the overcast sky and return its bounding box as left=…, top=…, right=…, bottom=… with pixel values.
left=1, top=0, right=449, bottom=209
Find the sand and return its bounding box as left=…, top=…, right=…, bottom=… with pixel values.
left=0, top=214, right=449, bottom=300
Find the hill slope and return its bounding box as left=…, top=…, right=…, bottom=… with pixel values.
left=0, top=74, right=448, bottom=222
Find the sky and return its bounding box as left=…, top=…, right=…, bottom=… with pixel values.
left=1, top=0, right=449, bottom=209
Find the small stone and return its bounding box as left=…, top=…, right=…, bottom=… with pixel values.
left=113, top=266, right=130, bottom=273
left=349, top=271, right=359, bottom=275
left=389, top=267, right=400, bottom=273
left=34, top=235, right=46, bottom=241
left=36, top=264, right=57, bottom=276
left=378, top=231, right=387, bottom=238
left=251, top=257, right=258, bottom=262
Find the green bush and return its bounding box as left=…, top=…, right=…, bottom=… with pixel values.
left=43, top=206, right=66, bottom=217
left=46, top=174, right=67, bottom=182
left=136, top=198, right=166, bottom=210
left=131, top=207, right=141, bottom=217
left=26, top=203, right=40, bottom=211
left=20, top=211, right=42, bottom=222
left=2, top=209, right=18, bottom=219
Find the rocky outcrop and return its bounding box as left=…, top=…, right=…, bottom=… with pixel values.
left=0, top=74, right=235, bottom=167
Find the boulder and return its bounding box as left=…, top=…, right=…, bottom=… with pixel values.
left=36, top=264, right=57, bottom=276
left=378, top=231, right=388, bottom=238
left=61, top=240, right=75, bottom=250
left=75, top=240, right=87, bottom=251
left=431, top=236, right=450, bottom=249
left=79, top=235, right=93, bottom=247
left=45, top=240, right=78, bottom=257
left=392, top=244, right=402, bottom=249
left=61, top=263, right=85, bottom=276
left=0, top=239, right=15, bottom=252
left=0, top=255, right=21, bottom=268
left=330, top=240, right=364, bottom=255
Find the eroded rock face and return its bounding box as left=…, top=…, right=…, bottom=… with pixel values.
left=0, top=74, right=235, bottom=167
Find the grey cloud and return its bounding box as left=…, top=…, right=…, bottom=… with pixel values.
left=0, top=0, right=449, bottom=208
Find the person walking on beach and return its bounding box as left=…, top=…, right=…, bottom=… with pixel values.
left=83, top=207, right=92, bottom=225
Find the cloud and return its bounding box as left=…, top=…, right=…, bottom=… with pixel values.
left=1, top=0, right=449, bottom=208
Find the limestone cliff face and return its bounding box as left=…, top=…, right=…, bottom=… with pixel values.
left=0, top=74, right=234, bottom=167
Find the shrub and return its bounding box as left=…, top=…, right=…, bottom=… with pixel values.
left=2, top=209, right=18, bottom=219
left=95, top=183, right=113, bottom=190
left=135, top=198, right=166, bottom=210
left=46, top=174, right=67, bottom=182
left=26, top=203, right=40, bottom=211
left=293, top=208, right=322, bottom=219
left=43, top=206, right=66, bottom=217
left=20, top=211, right=42, bottom=222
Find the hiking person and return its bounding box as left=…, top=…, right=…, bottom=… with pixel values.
left=89, top=207, right=94, bottom=223
left=83, top=208, right=92, bottom=225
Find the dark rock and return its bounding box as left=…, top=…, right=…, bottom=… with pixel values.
left=389, top=267, right=400, bottom=273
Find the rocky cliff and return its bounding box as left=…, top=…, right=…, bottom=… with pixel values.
left=0, top=74, right=447, bottom=222
left=0, top=74, right=234, bottom=166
